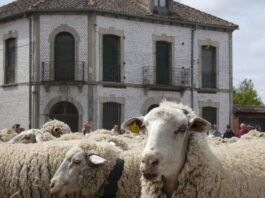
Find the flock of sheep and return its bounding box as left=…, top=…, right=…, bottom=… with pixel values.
left=1, top=101, right=265, bottom=198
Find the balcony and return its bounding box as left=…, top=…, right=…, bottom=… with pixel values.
left=143, top=66, right=191, bottom=90
left=41, top=61, right=86, bottom=82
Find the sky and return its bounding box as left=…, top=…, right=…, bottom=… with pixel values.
left=1, top=0, right=265, bottom=102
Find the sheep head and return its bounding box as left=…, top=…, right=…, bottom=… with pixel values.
left=122, top=101, right=210, bottom=182
left=50, top=141, right=119, bottom=196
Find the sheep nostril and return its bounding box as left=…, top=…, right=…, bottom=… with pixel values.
left=151, top=159, right=159, bottom=167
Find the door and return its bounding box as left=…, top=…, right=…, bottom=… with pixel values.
left=103, top=102, right=121, bottom=130
left=50, top=102, right=79, bottom=132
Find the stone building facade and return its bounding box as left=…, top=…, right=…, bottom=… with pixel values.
left=0, top=0, right=238, bottom=132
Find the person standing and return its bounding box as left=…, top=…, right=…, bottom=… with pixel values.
left=82, top=120, right=93, bottom=135
left=207, top=124, right=221, bottom=137
left=236, top=123, right=248, bottom=138
left=223, top=124, right=235, bottom=138
left=111, top=125, right=120, bottom=135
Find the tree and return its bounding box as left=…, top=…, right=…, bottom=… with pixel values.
left=233, top=79, right=263, bottom=106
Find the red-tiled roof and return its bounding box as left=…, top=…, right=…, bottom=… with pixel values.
left=234, top=104, right=265, bottom=114
left=0, top=0, right=238, bottom=30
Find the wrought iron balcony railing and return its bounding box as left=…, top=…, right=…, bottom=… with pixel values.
left=143, top=66, right=191, bottom=87
left=41, top=61, right=86, bottom=82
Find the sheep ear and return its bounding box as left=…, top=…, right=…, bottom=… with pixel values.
left=88, top=155, right=106, bottom=165
left=189, top=117, right=211, bottom=133
left=121, top=117, right=145, bottom=134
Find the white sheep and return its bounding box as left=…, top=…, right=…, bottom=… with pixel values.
left=41, top=119, right=71, bottom=137
left=0, top=128, right=18, bottom=142
left=122, top=101, right=265, bottom=198
left=50, top=139, right=142, bottom=197
left=7, top=129, right=44, bottom=144
left=0, top=139, right=84, bottom=197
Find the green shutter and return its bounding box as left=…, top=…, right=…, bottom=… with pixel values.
left=202, top=46, right=216, bottom=88
left=5, top=38, right=16, bottom=84
left=156, top=41, right=171, bottom=85
left=55, top=32, right=75, bottom=81
left=103, top=35, right=121, bottom=82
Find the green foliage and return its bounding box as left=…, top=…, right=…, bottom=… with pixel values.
left=233, top=79, right=263, bottom=105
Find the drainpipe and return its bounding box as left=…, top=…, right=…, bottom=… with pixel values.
left=190, top=26, right=196, bottom=109
left=229, top=32, right=233, bottom=127
left=29, top=16, right=32, bottom=129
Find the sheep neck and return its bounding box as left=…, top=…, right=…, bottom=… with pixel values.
left=163, top=132, right=191, bottom=197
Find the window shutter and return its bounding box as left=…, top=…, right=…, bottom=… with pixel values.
left=5, top=38, right=16, bottom=84
left=55, top=32, right=75, bottom=81
left=103, top=35, right=121, bottom=82
left=202, top=46, right=216, bottom=88
left=156, top=41, right=171, bottom=85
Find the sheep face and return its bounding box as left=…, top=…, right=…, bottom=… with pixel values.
left=122, top=104, right=210, bottom=182
left=50, top=147, right=106, bottom=196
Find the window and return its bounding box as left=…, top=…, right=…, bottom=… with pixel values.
left=153, top=0, right=168, bottom=14
left=202, top=107, right=217, bottom=125
left=50, top=102, right=79, bottom=132
left=156, top=41, right=172, bottom=85
left=103, top=102, right=121, bottom=130
left=160, top=0, right=166, bottom=7
left=54, top=32, right=75, bottom=81
left=5, top=38, right=16, bottom=84
left=154, top=0, right=167, bottom=8
left=103, top=35, right=121, bottom=82
left=201, top=45, right=216, bottom=89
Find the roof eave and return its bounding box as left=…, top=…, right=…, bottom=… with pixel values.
left=0, top=8, right=239, bottom=31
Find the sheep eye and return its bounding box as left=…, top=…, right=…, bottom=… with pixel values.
left=175, top=126, right=186, bottom=134
left=178, top=126, right=186, bottom=133
left=73, top=160, right=81, bottom=164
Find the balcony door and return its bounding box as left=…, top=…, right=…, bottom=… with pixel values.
left=156, top=41, right=171, bottom=85
left=103, top=35, right=121, bottom=82
left=55, top=32, right=75, bottom=81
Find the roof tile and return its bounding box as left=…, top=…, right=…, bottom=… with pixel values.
left=0, top=0, right=238, bottom=29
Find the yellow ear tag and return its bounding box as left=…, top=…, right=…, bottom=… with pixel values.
left=130, top=122, right=140, bottom=134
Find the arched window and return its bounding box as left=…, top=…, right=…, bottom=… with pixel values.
left=201, top=45, right=216, bottom=88
left=147, top=104, right=159, bottom=114
left=103, top=102, right=121, bottom=130
left=103, top=35, right=121, bottom=82
left=50, top=102, right=79, bottom=132
left=55, top=32, right=75, bottom=81
left=156, top=41, right=172, bottom=85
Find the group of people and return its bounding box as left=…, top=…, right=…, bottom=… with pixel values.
left=207, top=122, right=260, bottom=138
left=207, top=124, right=235, bottom=138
